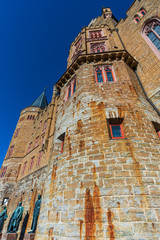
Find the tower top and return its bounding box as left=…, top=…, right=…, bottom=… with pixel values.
left=31, top=89, right=48, bottom=109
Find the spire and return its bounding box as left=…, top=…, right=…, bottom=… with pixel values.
left=31, top=89, right=48, bottom=109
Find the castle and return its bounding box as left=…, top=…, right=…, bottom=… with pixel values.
left=0, top=0, right=160, bottom=239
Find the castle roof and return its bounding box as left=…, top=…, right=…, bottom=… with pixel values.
left=31, top=90, right=48, bottom=109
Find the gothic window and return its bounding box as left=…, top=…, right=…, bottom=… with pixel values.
left=104, top=66, right=115, bottom=82
left=89, top=31, right=102, bottom=38
left=142, top=19, right=160, bottom=58
left=134, top=15, right=140, bottom=24
left=90, top=42, right=106, bottom=53
left=110, top=124, right=124, bottom=139
left=0, top=166, right=7, bottom=178
left=95, top=65, right=116, bottom=83
left=66, top=78, right=76, bottom=101
left=22, top=162, right=27, bottom=175
left=95, top=67, right=104, bottom=82
left=72, top=37, right=82, bottom=62
left=7, top=145, right=14, bottom=158
left=27, top=115, right=30, bottom=120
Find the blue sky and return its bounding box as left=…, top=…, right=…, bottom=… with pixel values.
left=0, top=0, right=134, bottom=167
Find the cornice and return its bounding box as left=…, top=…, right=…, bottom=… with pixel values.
left=56, top=50, right=138, bottom=92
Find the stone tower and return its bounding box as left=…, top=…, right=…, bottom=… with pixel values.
left=0, top=1, right=160, bottom=240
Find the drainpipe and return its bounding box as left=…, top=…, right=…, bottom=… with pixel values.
left=114, top=28, right=126, bottom=51
left=113, top=27, right=160, bottom=117
left=133, top=69, right=160, bottom=116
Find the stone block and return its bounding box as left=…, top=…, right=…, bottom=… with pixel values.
left=2, top=233, right=18, bottom=240
left=24, top=233, right=35, bottom=240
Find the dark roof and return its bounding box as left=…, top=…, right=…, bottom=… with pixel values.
left=31, top=90, right=48, bottom=109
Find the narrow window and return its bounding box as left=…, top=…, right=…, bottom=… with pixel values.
left=41, top=135, right=45, bottom=144
left=37, top=151, right=43, bottom=166
left=91, top=42, right=106, bottom=53
left=105, top=67, right=115, bottom=82
left=134, top=15, right=140, bottom=23
left=34, top=136, right=39, bottom=148
left=110, top=124, right=124, bottom=139
left=68, top=87, right=71, bottom=98
left=14, top=128, right=20, bottom=138
left=58, top=133, right=65, bottom=153
left=66, top=78, right=76, bottom=101
left=140, top=8, right=146, bottom=16
left=0, top=166, right=7, bottom=178
left=7, top=145, right=14, bottom=158
left=27, top=115, right=30, bottom=120
left=30, top=156, right=35, bottom=170
left=22, top=162, right=27, bottom=175
left=27, top=142, right=32, bottom=154
left=95, top=67, right=104, bottom=82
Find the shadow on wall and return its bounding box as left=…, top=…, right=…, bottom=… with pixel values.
left=19, top=211, right=29, bottom=240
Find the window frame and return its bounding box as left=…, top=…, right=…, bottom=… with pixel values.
left=65, top=77, right=76, bottom=101
left=142, top=18, right=160, bottom=59
left=22, top=162, right=27, bottom=175
left=104, top=66, right=115, bottom=82
left=110, top=124, right=125, bottom=139
left=95, top=65, right=116, bottom=83
left=134, top=15, right=140, bottom=24
left=29, top=156, right=35, bottom=170
left=140, top=9, right=146, bottom=17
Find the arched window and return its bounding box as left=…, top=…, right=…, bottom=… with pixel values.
left=95, top=67, right=104, bottom=82
left=105, top=67, right=115, bottom=82
left=140, top=8, right=146, bottom=17
left=142, top=19, right=160, bottom=58
left=90, top=43, right=106, bottom=53
left=27, top=115, right=30, bottom=120
left=134, top=15, right=140, bottom=24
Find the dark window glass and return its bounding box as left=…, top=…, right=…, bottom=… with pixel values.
left=154, top=25, right=160, bottom=35
left=73, top=82, right=76, bottom=93
left=68, top=88, right=71, bottom=98
left=106, top=68, right=114, bottom=82
left=148, top=31, right=160, bottom=51
left=97, top=71, right=103, bottom=82
left=111, top=125, right=122, bottom=138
